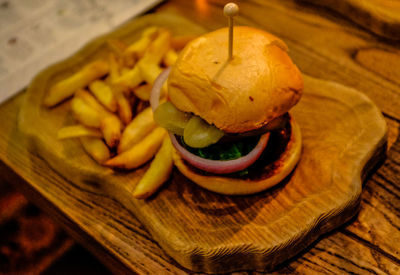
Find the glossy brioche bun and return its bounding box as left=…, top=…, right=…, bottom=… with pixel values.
left=168, top=26, right=303, bottom=133
left=172, top=115, right=302, bottom=195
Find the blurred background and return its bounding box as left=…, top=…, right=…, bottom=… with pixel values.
left=0, top=163, right=111, bottom=274
left=0, top=0, right=399, bottom=274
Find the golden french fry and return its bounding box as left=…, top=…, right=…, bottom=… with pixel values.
left=137, top=62, right=162, bottom=85
left=71, top=96, right=102, bottom=128
left=108, top=53, right=120, bottom=82
left=80, top=137, right=111, bottom=164
left=118, top=107, right=156, bottom=153
left=105, top=127, right=166, bottom=169
left=135, top=30, right=171, bottom=84
left=101, top=115, right=122, bottom=148
left=57, top=125, right=102, bottom=139
left=140, top=29, right=171, bottom=65
left=76, top=89, right=122, bottom=147
left=137, top=63, right=168, bottom=99
left=75, top=89, right=111, bottom=116
left=133, top=84, right=151, bottom=101
left=142, top=26, right=159, bottom=37
left=171, top=35, right=197, bottom=50
left=112, top=65, right=142, bottom=89
left=163, top=48, right=178, bottom=67
left=114, top=88, right=132, bottom=125
left=44, top=60, right=109, bottom=107
left=120, top=67, right=131, bottom=75
left=133, top=137, right=173, bottom=199
left=123, top=26, right=159, bottom=66
left=89, top=80, right=117, bottom=112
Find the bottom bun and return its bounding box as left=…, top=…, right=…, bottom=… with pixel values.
left=172, top=114, right=302, bottom=195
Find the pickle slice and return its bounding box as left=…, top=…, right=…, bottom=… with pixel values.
left=183, top=116, right=224, bottom=148
left=154, top=102, right=192, bottom=136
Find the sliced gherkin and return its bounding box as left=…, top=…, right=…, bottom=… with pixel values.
left=154, top=102, right=192, bottom=136
left=183, top=116, right=225, bottom=148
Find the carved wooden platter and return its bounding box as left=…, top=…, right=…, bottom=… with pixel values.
left=18, top=13, right=387, bottom=273
left=300, top=0, right=400, bottom=40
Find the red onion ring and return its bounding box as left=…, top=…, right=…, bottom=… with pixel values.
left=150, top=67, right=171, bottom=112
left=170, top=132, right=270, bottom=174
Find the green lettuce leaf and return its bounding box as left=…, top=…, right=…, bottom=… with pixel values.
left=181, top=136, right=259, bottom=161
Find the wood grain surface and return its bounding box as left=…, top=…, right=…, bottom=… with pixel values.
left=18, top=20, right=388, bottom=271
left=15, top=8, right=390, bottom=275
left=300, top=0, right=400, bottom=40
left=0, top=0, right=399, bottom=274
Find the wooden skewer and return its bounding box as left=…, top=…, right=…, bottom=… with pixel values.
left=223, top=3, right=239, bottom=60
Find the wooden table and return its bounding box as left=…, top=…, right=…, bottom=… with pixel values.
left=1, top=0, right=399, bottom=274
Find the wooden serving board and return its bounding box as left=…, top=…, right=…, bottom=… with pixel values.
left=300, top=0, right=400, bottom=40
left=18, top=13, right=387, bottom=273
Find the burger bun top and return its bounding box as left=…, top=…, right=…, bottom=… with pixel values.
left=167, top=26, right=303, bottom=133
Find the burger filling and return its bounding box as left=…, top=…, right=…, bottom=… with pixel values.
left=154, top=101, right=224, bottom=148
left=154, top=100, right=289, bottom=175
left=185, top=122, right=292, bottom=179
left=180, top=135, right=260, bottom=161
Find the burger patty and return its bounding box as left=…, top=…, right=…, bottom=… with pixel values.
left=222, top=113, right=290, bottom=141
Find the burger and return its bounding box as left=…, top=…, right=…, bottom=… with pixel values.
left=150, top=26, right=303, bottom=195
